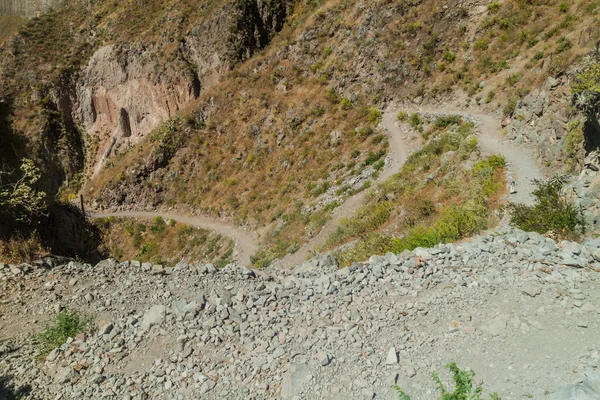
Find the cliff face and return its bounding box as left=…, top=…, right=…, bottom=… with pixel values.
left=0, top=0, right=63, bottom=17
left=0, top=0, right=293, bottom=191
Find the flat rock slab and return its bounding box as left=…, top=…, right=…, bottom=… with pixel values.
left=521, top=284, right=541, bottom=297
left=141, top=305, right=166, bottom=330
left=282, top=363, right=312, bottom=398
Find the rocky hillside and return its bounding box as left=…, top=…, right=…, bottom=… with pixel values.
left=1, top=229, right=600, bottom=399
left=1, top=0, right=599, bottom=264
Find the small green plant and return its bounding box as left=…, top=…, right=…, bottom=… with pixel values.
left=443, top=50, right=456, bottom=63
left=434, top=115, right=462, bottom=128
left=150, top=216, right=166, bottom=234
left=394, top=362, right=501, bottom=400
left=558, top=3, right=569, bottom=13
left=505, top=73, right=523, bottom=87
left=474, top=39, right=489, bottom=51
left=38, top=309, right=89, bottom=355
left=555, top=37, right=572, bottom=53
left=364, top=107, right=382, bottom=124
left=487, top=1, right=501, bottom=13
left=397, top=111, right=408, bottom=121
left=508, top=176, right=585, bottom=239
left=325, top=87, right=341, bottom=104
left=485, top=91, right=495, bottom=104
left=409, top=113, right=422, bottom=129
left=340, top=98, right=353, bottom=110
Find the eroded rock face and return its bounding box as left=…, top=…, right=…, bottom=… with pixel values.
left=75, top=44, right=200, bottom=176
left=67, top=0, right=293, bottom=178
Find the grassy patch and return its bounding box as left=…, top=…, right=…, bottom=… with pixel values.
left=0, top=15, right=26, bottom=45
left=329, top=121, right=506, bottom=267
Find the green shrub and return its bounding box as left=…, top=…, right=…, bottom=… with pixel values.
left=409, top=113, right=422, bottom=129
left=507, top=177, right=585, bottom=239
left=505, top=73, right=522, bottom=87
left=503, top=95, right=518, bottom=116
left=394, top=362, right=500, bottom=400
left=397, top=111, right=408, bottom=121
left=150, top=216, right=166, bottom=234
left=555, top=37, right=572, bottom=53
left=325, top=87, right=341, bottom=104
left=364, top=149, right=386, bottom=166
left=487, top=1, right=501, bottom=13
left=572, top=58, right=600, bottom=115
left=558, top=3, right=569, bottom=13
left=443, top=50, right=456, bottom=63
left=474, top=39, right=489, bottom=51
left=340, top=98, right=353, bottom=110
left=38, top=309, right=89, bottom=355
left=0, top=158, right=48, bottom=225
left=364, top=107, right=382, bottom=124
left=435, top=115, right=462, bottom=128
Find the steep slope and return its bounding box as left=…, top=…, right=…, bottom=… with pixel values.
left=0, top=0, right=292, bottom=259
left=2, top=0, right=599, bottom=265
left=85, top=0, right=600, bottom=266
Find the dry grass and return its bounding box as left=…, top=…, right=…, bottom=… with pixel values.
left=0, top=232, right=49, bottom=264
left=94, top=216, right=235, bottom=266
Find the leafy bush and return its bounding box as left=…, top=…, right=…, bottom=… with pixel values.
left=487, top=1, right=501, bottom=13
left=0, top=158, right=47, bottom=226
left=38, top=309, right=89, bottom=355
left=435, top=115, right=462, bottom=128
left=364, top=107, right=382, bottom=124
left=340, top=98, right=353, bottom=110
left=394, top=362, right=500, bottom=400
left=507, top=177, right=585, bottom=239
left=409, top=113, right=422, bottom=129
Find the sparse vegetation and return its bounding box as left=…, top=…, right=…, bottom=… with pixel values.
left=394, top=362, right=500, bottom=400
left=95, top=217, right=234, bottom=266
left=329, top=121, right=506, bottom=267
left=38, top=309, right=90, bottom=355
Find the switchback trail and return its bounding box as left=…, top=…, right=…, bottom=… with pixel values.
left=92, top=106, right=545, bottom=269
left=280, top=110, right=411, bottom=268
left=90, top=211, right=258, bottom=266
left=401, top=105, right=545, bottom=206
left=281, top=105, right=546, bottom=267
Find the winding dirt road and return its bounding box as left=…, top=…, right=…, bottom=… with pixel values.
left=90, top=211, right=258, bottom=266
left=92, top=106, right=545, bottom=268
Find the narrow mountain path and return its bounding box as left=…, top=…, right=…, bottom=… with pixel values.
left=90, top=211, right=258, bottom=266
left=401, top=105, right=545, bottom=205
left=280, top=110, right=411, bottom=268
left=91, top=106, right=545, bottom=268
left=282, top=105, right=546, bottom=267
